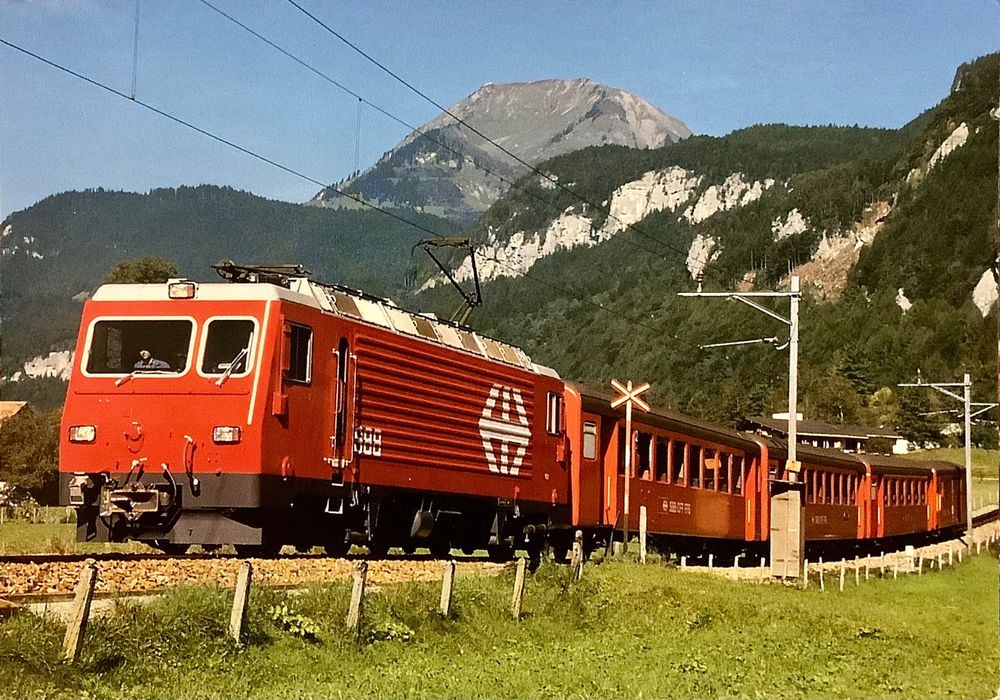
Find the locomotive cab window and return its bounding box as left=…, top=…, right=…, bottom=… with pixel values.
left=85, top=318, right=193, bottom=375
left=200, top=318, right=256, bottom=376
left=283, top=323, right=313, bottom=384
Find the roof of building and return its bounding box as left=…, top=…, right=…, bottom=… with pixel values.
left=0, top=401, right=27, bottom=425
left=743, top=416, right=902, bottom=440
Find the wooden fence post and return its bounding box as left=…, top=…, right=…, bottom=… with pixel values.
left=228, top=561, right=252, bottom=643
left=892, top=564, right=898, bottom=580
left=439, top=560, right=456, bottom=617
left=639, top=506, right=647, bottom=565
left=569, top=530, right=583, bottom=581
left=937, top=552, right=944, bottom=570
left=346, top=561, right=368, bottom=639
left=854, top=557, right=860, bottom=586
left=734, top=554, right=742, bottom=570
left=802, top=559, right=809, bottom=589
left=948, top=546, right=953, bottom=566
left=918, top=555, right=924, bottom=575
left=680, top=555, right=687, bottom=569
left=839, top=560, right=845, bottom=592
left=958, top=547, right=963, bottom=564
left=62, top=563, right=97, bottom=663
left=880, top=552, right=885, bottom=576
left=818, top=558, right=825, bottom=592
left=758, top=556, right=765, bottom=583
left=864, top=561, right=870, bottom=581
left=511, top=558, right=527, bottom=620
left=708, top=553, right=714, bottom=570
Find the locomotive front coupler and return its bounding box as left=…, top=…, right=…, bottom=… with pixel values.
left=98, top=462, right=182, bottom=521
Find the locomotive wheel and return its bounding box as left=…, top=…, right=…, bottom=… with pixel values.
left=367, top=539, right=390, bottom=558
left=235, top=542, right=282, bottom=558
left=323, top=539, right=349, bottom=558
left=486, top=543, right=514, bottom=563
left=428, top=537, right=451, bottom=559
left=153, top=540, right=190, bottom=556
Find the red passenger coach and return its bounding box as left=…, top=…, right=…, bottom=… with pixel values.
left=564, top=382, right=767, bottom=553
left=60, top=264, right=569, bottom=558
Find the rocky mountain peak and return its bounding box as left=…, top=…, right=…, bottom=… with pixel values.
left=312, top=78, right=691, bottom=224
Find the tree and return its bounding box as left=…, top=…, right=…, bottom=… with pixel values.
left=0, top=406, right=61, bottom=504
left=102, top=256, right=180, bottom=284
left=897, top=391, right=945, bottom=448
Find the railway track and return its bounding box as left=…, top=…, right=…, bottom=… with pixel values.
left=0, top=549, right=489, bottom=566
left=0, top=550, right=507, bottom=601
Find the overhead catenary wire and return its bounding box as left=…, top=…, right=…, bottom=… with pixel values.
left=284, top=0, right=731, bottom=277
left=196, top=0, right=678, bottom=264
left=0, top=36, right=688, bottom=340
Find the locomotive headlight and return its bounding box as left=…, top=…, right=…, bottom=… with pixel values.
left=167, top=279, right=197, bottom=299
left=213, top=426, right=242, bottom=444
left=68, top=425, right=96, bottom=443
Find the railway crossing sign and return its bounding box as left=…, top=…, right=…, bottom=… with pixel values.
left=611, top=379, right=650, bottom=412
left=611, top=379, right=650, bottom=552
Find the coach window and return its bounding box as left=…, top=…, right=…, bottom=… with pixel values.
left=672, top=440, right=686, bottom=485
left=703, top=449, right=716, bottom=490
left=85, top=318, right=193, bottom=375
left=545, top=393, right=563, bottom=435
left=583, top=422, right=597, bottom=460
left=818, top=472, right=826, bottom=504
left=732, top=456, right=744, bottom=495
left=689, top=445, right=702, bottom=488
left=636, top=432, right=652, bottom=480
left=805, top=470, right=814, bottom=504
left=718, top=453, right=730, bottom=493
left=283, top=323, right=313, bottom=384
left=201, top=319, right=255, bottom=376
left=655, top=437, right=668, bottom=482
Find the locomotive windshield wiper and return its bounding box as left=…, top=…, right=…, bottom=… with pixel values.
left=215, top=347, right=249, bottom=387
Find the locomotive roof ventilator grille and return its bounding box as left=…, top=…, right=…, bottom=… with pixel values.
left=212, top=261, right=549, bottom=376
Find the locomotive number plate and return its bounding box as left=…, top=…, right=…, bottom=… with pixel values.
left=354, top=426, right=383, bottom=457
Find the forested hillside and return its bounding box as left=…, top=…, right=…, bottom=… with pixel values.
left=418, top=54, right=999, bottom=441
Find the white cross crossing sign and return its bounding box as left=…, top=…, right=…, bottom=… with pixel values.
left=611, top=379, right=650, bottom=413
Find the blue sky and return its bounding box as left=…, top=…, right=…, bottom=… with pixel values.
left=1, top=0, right=997, bottom=219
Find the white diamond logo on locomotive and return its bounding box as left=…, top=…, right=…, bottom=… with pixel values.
left=478, top=384, right=531, bottom=476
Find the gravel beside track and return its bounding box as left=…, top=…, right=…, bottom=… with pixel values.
left=0, top=556, right=507, bottom=599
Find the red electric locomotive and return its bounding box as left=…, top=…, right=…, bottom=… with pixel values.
left=60, top=263, right=569, bottom=558
left=59, top=263, right=966, bottom=561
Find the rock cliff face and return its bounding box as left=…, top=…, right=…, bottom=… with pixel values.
left=312, top=79, right=691, bottom=224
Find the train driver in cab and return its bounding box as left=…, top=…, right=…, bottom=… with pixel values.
left=133, top=349, right=171, bottom=371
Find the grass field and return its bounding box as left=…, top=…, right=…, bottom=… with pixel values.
left=0, top=521, right=153, bottom=556
left=1, top=553, right=997, bottom=699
